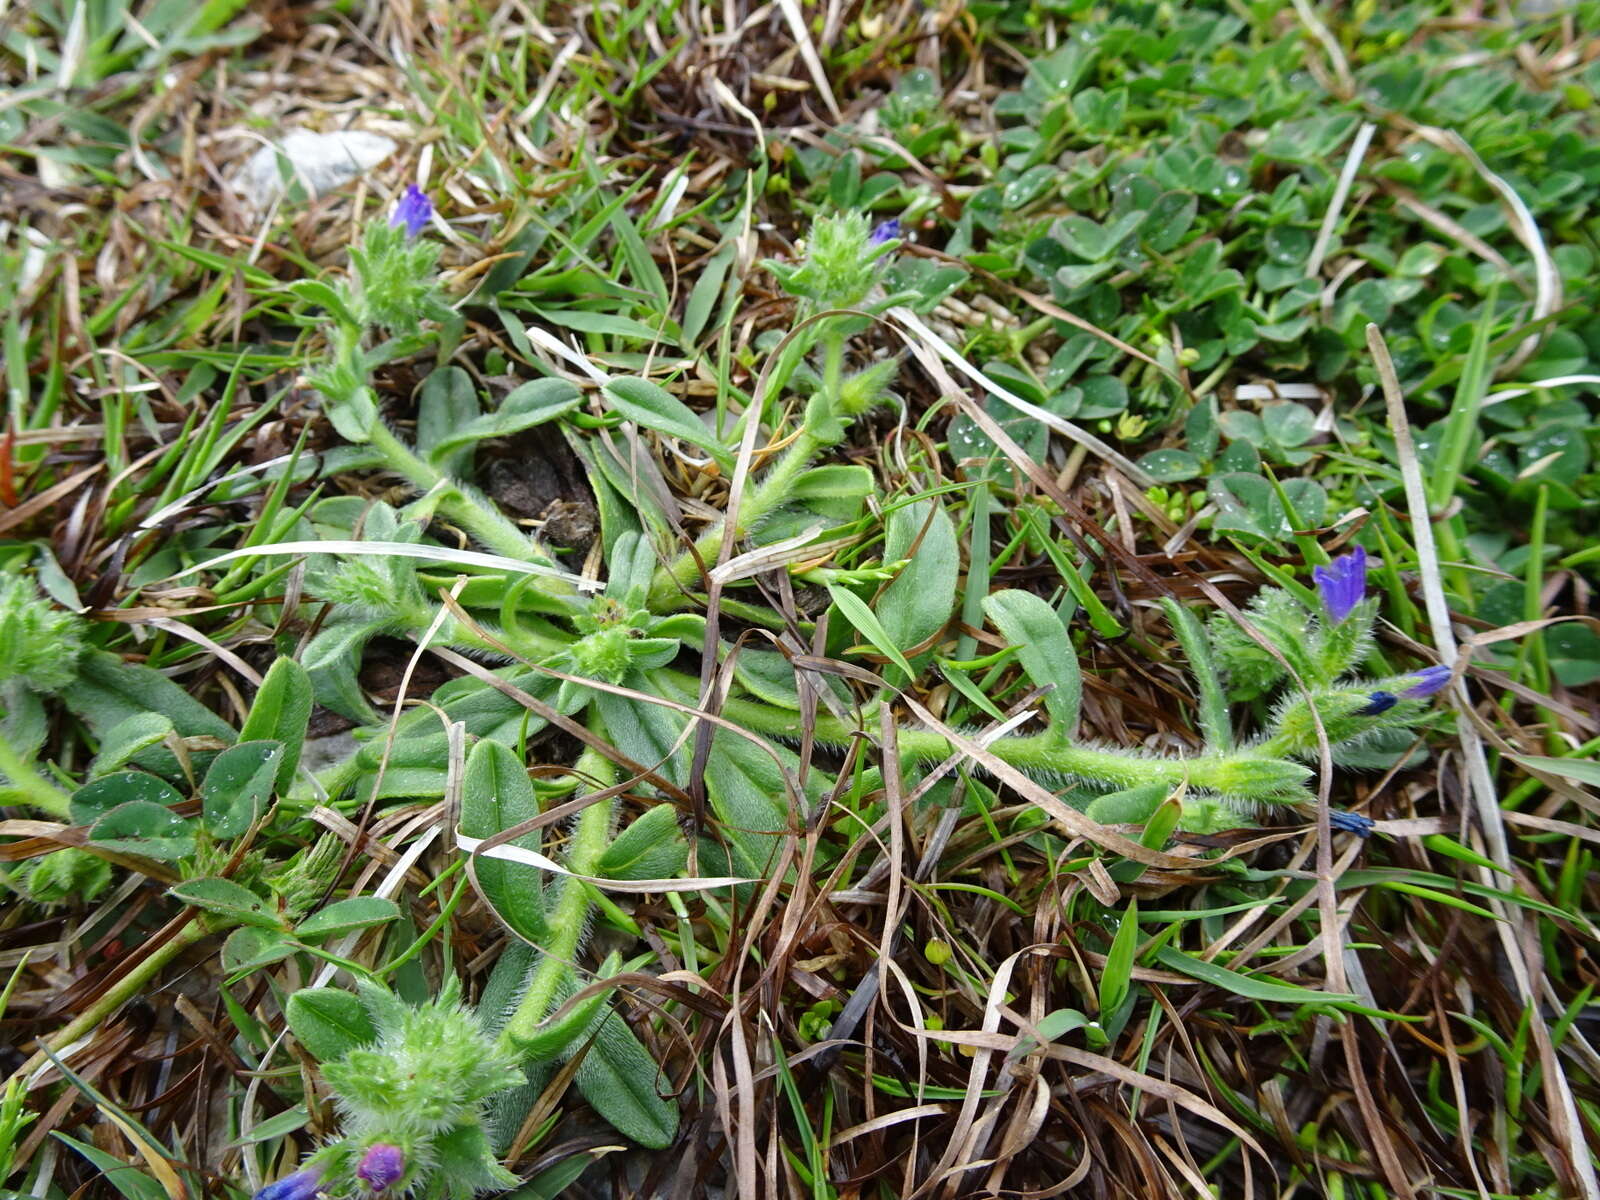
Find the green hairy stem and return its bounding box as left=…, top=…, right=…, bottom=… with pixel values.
left=0, top=732, right=71, bottom=819
left=716, top=695, right=1309, bottom=801
left=496, top=748, right=615, bottom=1055
left=366, top=422, right=560, bottom=570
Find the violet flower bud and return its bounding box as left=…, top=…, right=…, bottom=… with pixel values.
left=356, top=1143, right=405, bottom=1192
left=1403, top=665, right=1451, bottom=699
left=253, top=1168, right=323, bottom=1200
left=1358, top=691, right=1397, bottom=716
left=390, top=185, right=432, bottom=239
left=1328, top=809, right=1375, bottom=837
left=869, top=217, right=901, bottom=245
left=1312, top=546, right=1368, bottom=624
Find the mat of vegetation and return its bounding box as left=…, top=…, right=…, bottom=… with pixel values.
left=2, top=1, right=1599, bottom=1197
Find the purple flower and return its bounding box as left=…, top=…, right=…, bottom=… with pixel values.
left=1359, top=691, right=1397, bottom=716
left=1312, top=546, right=1368, bottom=624
left=869, top=218, right=901, bottom=245
left=390, top=184, right=432, bottom=239
left=356, top=1144, right=405, bottom=1192
left=1329, top=809, right=1375, bottom=838
left=1403, top=665, right=1451, bottom=699
left=253, top=1168, right=323, bottom=1200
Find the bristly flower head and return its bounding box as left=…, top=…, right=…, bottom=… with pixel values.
left=869, top=217, right=901, bottom=245
left=253, top=1167, right=323, bottom=1200
left=1312, top=546, right=1368, bottom=625
left=356, top=1144, right=405, bottom=1192
left=390, top=184, right=431, bottom=239
left=1403, top=665, right=1451, bottom=699
left=0, top=574, right=85, bottom=693
left=762, top=211, right=895, bottom=310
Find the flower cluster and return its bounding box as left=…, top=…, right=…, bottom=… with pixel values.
left=254, top=979, right=521, bottom=1200
left=761, top=211, right=900, bottom=310
left=348, top=183, right=452, bottom=336
left=0, top=574, right=85, bottom=694
left=1199, top=545, right=1456, bottom=773
left=300, top=179, right=455, bottom=445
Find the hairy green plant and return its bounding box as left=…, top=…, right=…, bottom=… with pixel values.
left=234, top=201, right=1464, bottom=1195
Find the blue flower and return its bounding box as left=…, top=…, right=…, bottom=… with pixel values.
left=1329, top=809, right=1375, bottom=837
left=253, top=1168, right=323, bottom=1200
left=1311, top=546, right=1368, bottom=624
left=1403, top=665, right=1451, bottom=699
left=390, top=184, right=432, bottom=239
left=356, top=1144, right=405, bottom=1192
left=869, top=218, right=901, bottom=245
left=1358, top=691, right=1397, bottom=716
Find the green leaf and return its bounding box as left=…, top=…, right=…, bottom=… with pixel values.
left=701, top=730, right=797, bottom=878
left=1084, top=783, right=1167, bottom=825
left=1160, top=598, right=1232, bottom=751
left=731, top=648, right=849, bottom=712
left=1153, top=946, right=1355, bottom=1004
left=1419, top=834, right=1509, bottom=876
left=286, top=987, right=380, bottom=1062
left=594, top=686, right=689, bottom=788
left=461, top=738, right=548, bottom=943
left=681, top=241, right=735, bottom=346
left=201, top=740, right=283, bottom=839
left=52, top=1134, right=168, bottom=1200
left=295, top=896, right=402, bottom=940
left=303, top=618, right=387, bottom=723
left=238, top=658, right=313, bottom=794
left=222, top=925, right=298, bottom=975
left=501, top=1154, right=603, bottom=1200
left=429, top=1122, right=519, bottom=1193
left=1365, top=880, right=1501, bottom=921
left=1137, top=449, right=1202, bottom=482
left=573, top=1011, right=679, bottom=1149
left=1509, top=754, right=1600, bottom=788
left=595, top=804, right=689, bottom=880
left=1099, top=899, right=1139, bottom=1017
left=70, top=771, right=184, bottom=827
left=89, top=712, right=175, bottom=778
left=542, top=307, right=675, bottom=344
left=1026, top=1008, right=1095, bottom=1047
left=416, top=366, right=482, bottom=476
left=875, top=499, right=958, bottom=678
left=287, top=279, right=359, bottom=327
left=89, top=801, right=195, bottom=862
left=170, top=877, right=278, bottom=928
left=232, top=1106, right=310, bottom=1145
left=1262, top=401, right=1315, bottom=447
left=603, top=376, right=733, bottom=470
left=982, top=589, right=1082, bottom=734
left=604, top=531, right=658, bottom=607
left=476, top=942, right=537, bottom=1039
left=70, top=651, right=235, bottom=776
left=1140, top=793, right=1185, bottom=850
left=828, top=584, right=916, bottom=679
left=429, top=378, right=582, bottom=461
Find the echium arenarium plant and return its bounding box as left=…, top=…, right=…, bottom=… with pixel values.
left=245, top=196, right=1452, bottom=1197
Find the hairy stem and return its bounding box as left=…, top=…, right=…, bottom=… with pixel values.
left=366, top=422, right=557, bottom=569
left=7, top=919, right=209, bottom=1087
left=690, top=685, right=1310, bottom=802
left=649, top=431, right=824, bottom=608
left=497, top=748, right=616, bottom=1055
left=0, top=733, right=71, bottom=819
